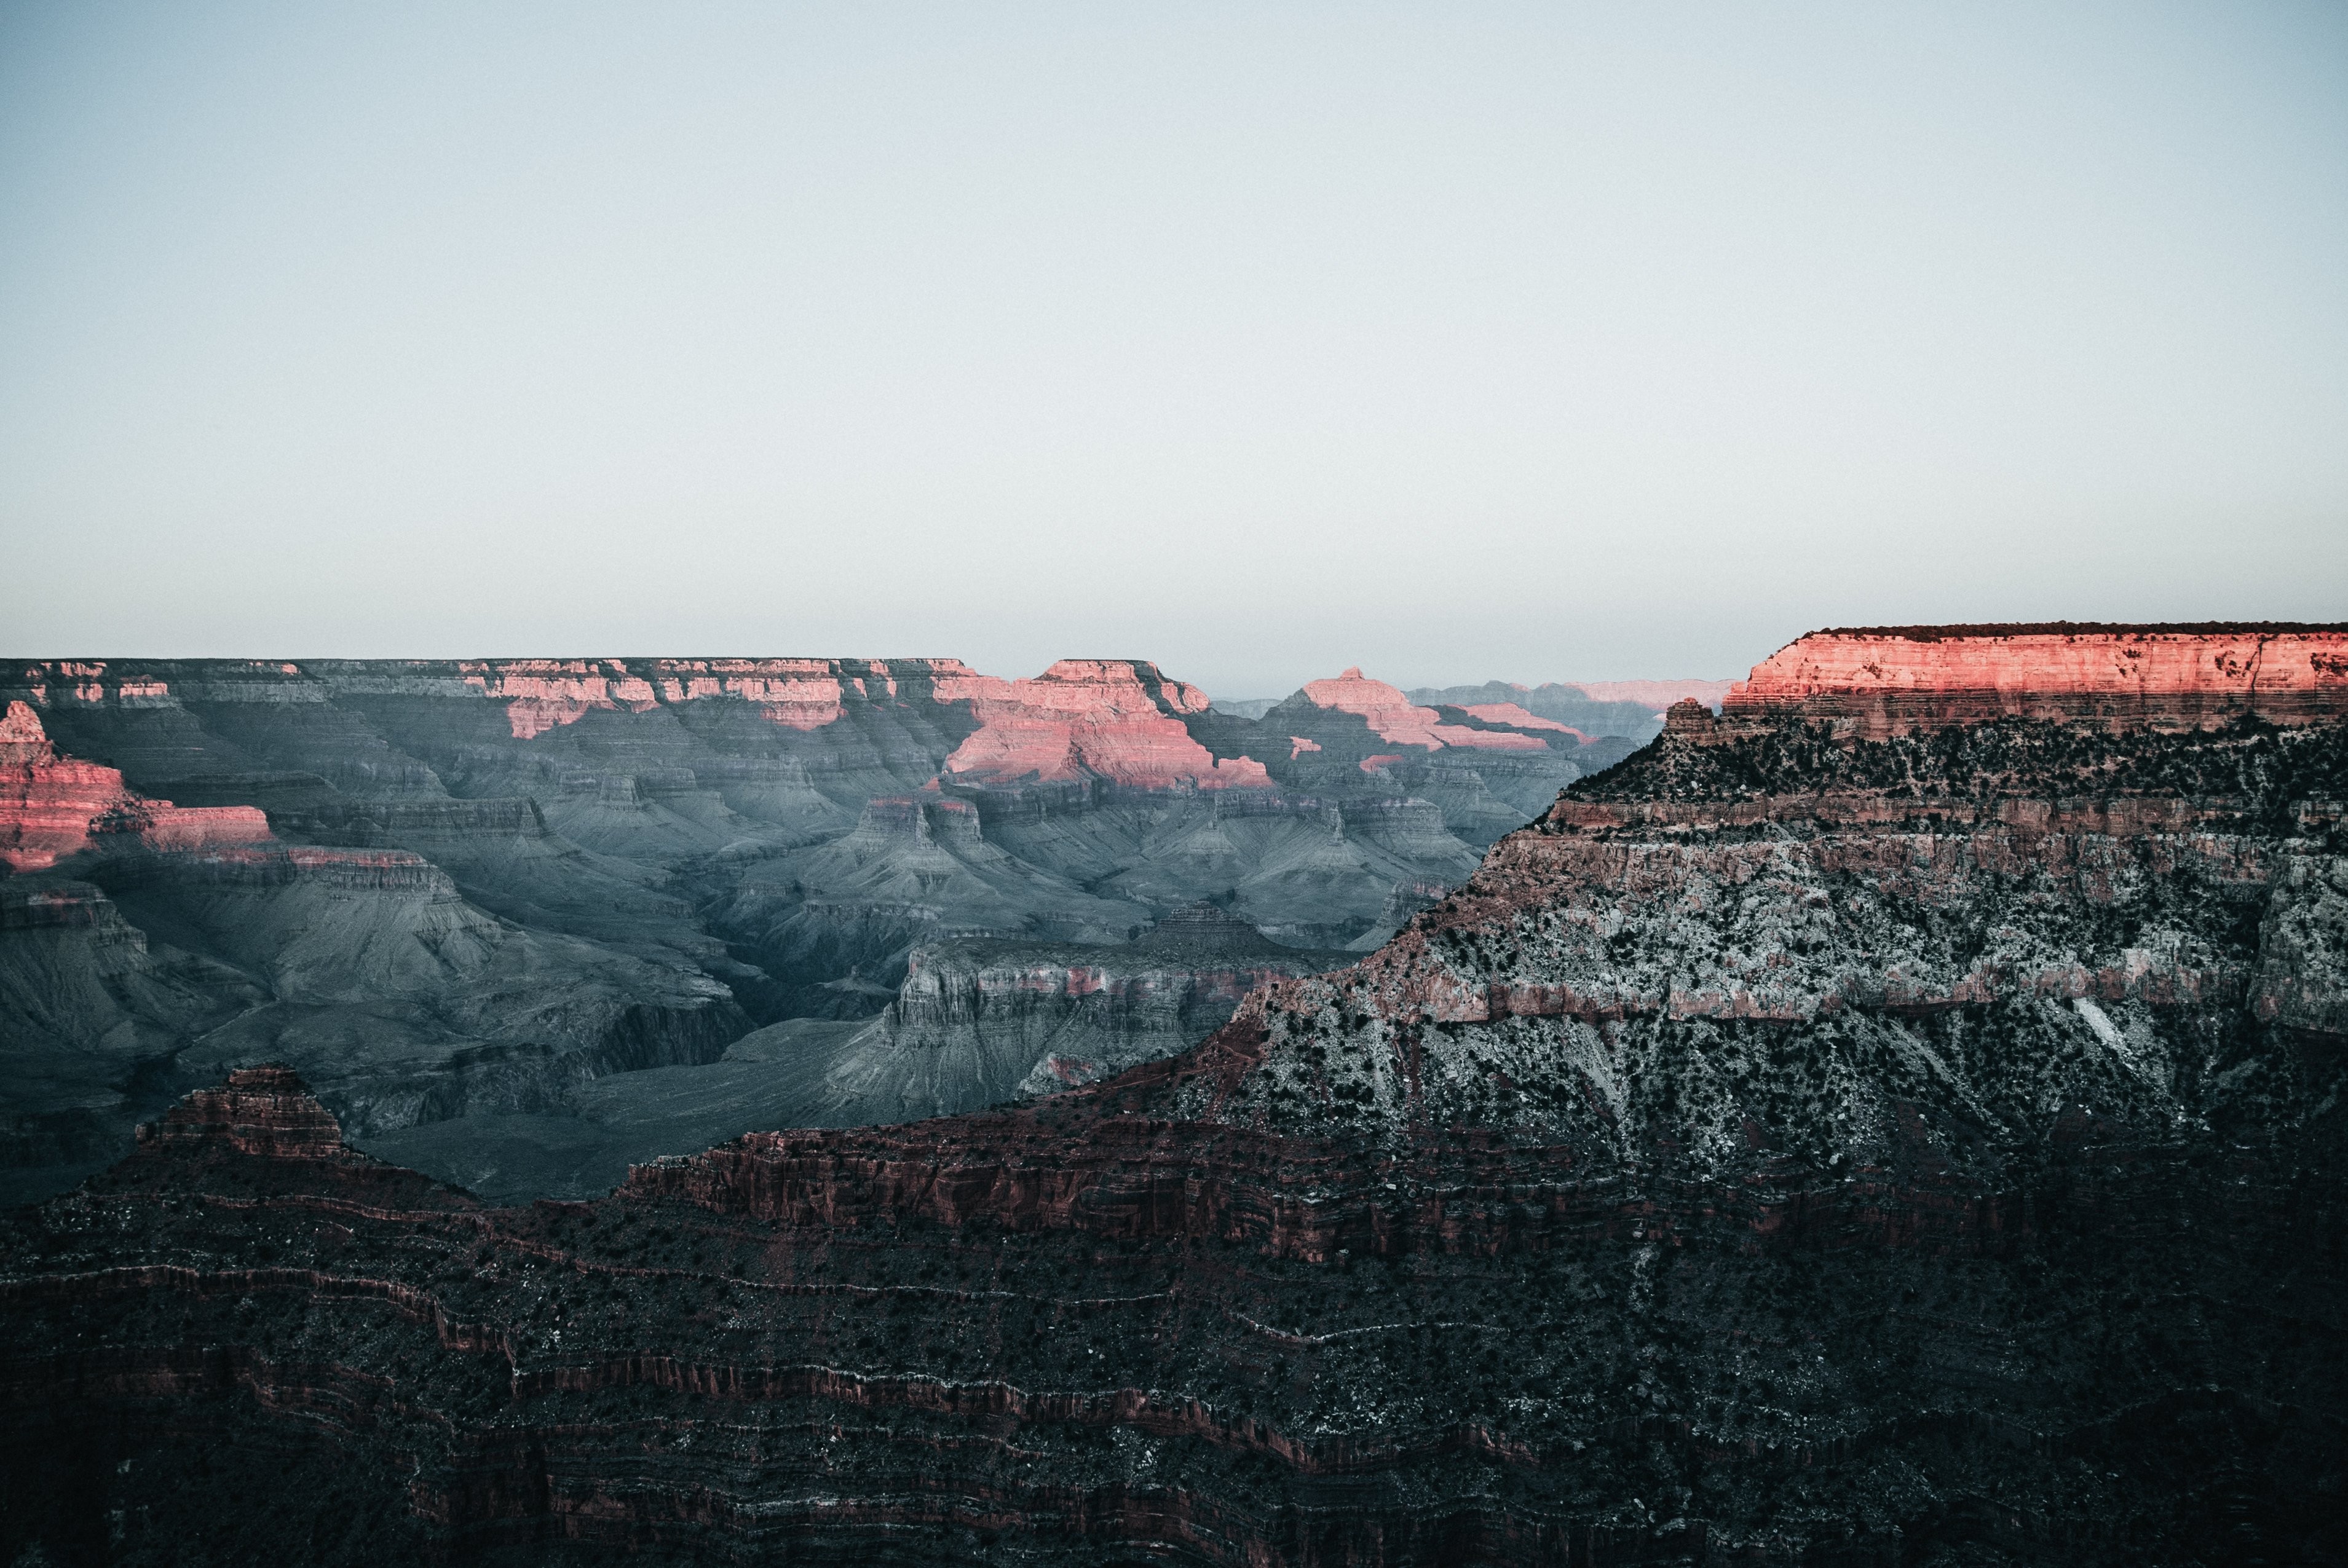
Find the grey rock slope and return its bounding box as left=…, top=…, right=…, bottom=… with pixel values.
left=798, top=902, right=1353, bottom=1129
left=4, top=658, right=1591, bottom=1199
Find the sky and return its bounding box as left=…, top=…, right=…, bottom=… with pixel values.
left=2, top=2, right=2343, bottom=698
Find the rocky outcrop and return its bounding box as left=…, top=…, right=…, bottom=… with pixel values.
left=135, top=1063, right=360, bottom=1161
left=797, top=904, right=1353, bottom=1122
left=938, top=659, right=1275, bottom=792
left=1185, top=669, right=1605, bottom=848
left=1298, top=669, right=1549, bottom=754
left=0, top=700, right=271, bottom=872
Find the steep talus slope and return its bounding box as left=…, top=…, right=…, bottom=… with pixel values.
left=0, top=695, right=747, bottom=1200
left=3, top=625, right=2343, bottom=1564
left=796, top=902, right=1356, bottom=1125
left=3, top=658, right=1525, bottom=1199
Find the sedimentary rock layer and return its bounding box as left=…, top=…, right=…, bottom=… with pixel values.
left=1723, top=623, right=2348, bottom=735
left=807, top=903, right=1355, bottom=1121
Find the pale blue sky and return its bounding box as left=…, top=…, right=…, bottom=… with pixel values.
left=3, top=2, right=2342, bottom=695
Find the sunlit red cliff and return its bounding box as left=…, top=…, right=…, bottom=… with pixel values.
left=1723, top=622, right=2348, bottom=735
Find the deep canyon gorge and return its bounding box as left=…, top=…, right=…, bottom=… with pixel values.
left=0, top=655, right=1673, bottom=1204
left=2, top=626, right=2344, bottom=1564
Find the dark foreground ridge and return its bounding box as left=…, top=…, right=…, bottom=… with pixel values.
left=2, top=626, right=2346, bottom=1565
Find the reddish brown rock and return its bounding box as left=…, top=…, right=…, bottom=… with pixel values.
left=0, top=700, right=272, bottom=872
left=1723, top=623, right=2348, bottom=736
left=134, top=1065, right=358, bottom=1161
left=936, top=659, right=1274, bottom=791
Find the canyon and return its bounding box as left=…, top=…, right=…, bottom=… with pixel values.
left=2, top=623, right=2342, bottom=1564
left=0, top=656, right=1640, bottom=1202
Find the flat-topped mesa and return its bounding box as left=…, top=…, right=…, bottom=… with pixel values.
left=1719, top=623, right=2348, bottom=738
left=936, top=658, right=1273, bottom=793
left=134, top=1065, right=358, bottom=1162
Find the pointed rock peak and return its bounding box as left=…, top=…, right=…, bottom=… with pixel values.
left=1, top=699, right=46, bottom=746
left=136, top=1064, right=358, bottom=1162
left=1340, top=666, right=1363, bottom=679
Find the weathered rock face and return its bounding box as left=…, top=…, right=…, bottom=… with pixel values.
left=937, top=658, right=1275, bottom=792
left=801, top=903, right=1354, bottom=1122
left=4, top=624, right=2340, bottom=1565
left=1723, top=623, right=2348, bottom=736
left=0, top=699, right=271, bottom=872
left=135, top=1063, right=357, bottom=1160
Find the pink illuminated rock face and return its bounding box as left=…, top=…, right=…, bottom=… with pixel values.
left=0, top=701, right=45, bottom=748
left=1299, top=669, right=1546, bottom=752
left=464, top=658, right=906, bottom=738
left=446, top=657, right=997, bottom=738
left=1, top=700, right=133, bottom=871
left=1723, top=624, right=2348, bottom=736
left=936, top=660, right=1272, bottom=792
left=0, top=700, right=273, bottom=872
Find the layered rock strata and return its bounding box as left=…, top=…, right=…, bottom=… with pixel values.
left=1723, top=623, right=2348, bottom=736
left=800, top=903, right=1354, bottom=1123
left=4, top=624, right=2341, bottom=1564
left=0, top=700, right=271, bottom=872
